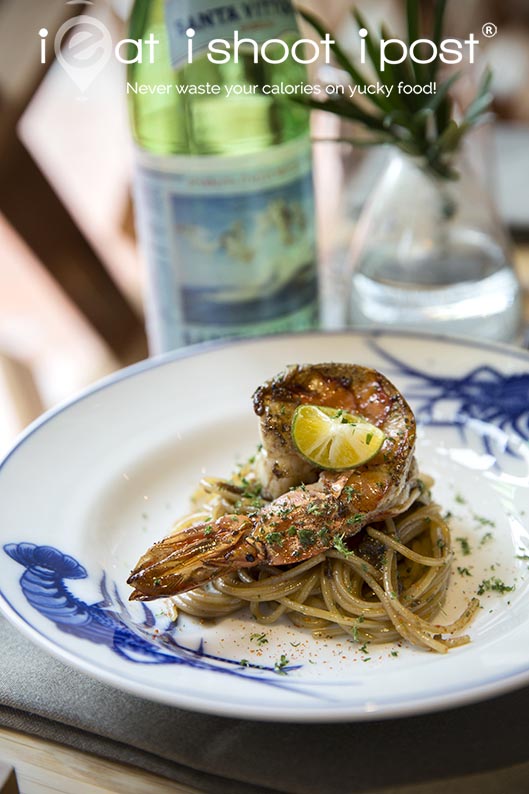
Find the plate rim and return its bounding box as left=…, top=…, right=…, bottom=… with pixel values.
left=2, top=328, right=529, bottom=722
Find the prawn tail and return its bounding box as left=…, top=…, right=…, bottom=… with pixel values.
left=127, top=515, right=259, bottom=600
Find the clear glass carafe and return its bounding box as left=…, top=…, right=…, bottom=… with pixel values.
left=348, top=149, right=522, bottom=342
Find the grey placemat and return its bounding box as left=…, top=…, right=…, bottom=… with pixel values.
left=1, top=614, right=529, bottom=794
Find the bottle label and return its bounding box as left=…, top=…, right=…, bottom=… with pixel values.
left=164, top=0, right=298, bottom=67
left=133, top=138, right=318, bottom=351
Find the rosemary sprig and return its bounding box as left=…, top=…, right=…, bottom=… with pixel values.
left=298, top=1, right=493, bottom=181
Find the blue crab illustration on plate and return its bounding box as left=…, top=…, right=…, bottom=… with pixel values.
left=372, top=340, right=529, bottom=460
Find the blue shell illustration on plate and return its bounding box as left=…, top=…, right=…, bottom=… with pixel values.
left=4, top=542, right=303, bottom=687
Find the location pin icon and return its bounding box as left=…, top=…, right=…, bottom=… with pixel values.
left=55, top=15, right=112, bottom=93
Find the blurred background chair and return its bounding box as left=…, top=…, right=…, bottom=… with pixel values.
left=0, top=349, right=43, bottom=456
left=0, top=0, right=147, bottom=422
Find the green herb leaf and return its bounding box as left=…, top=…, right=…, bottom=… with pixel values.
left=456, top=537, right=471, bottom=556
left=296, top=0, right=488, bottom=180
left=250, top=632, right=269, bottom=646
left=477, top=578, right=514, bottom=596
left=333, top=534, right=354, bottom=557
left=274, top=655, right=290, bottom=674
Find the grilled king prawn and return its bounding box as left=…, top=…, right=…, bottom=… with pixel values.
left=128, top=363, right=418, bottom=601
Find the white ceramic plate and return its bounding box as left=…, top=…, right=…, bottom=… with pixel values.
left=1, top=331, right=529, bottom=722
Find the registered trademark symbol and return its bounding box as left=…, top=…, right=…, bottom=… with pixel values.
left=482, top=22, right=497, bottom=37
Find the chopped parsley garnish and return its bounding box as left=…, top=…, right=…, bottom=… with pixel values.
left=333, top=534, right=353, bottom=557
left=250, top=633, right=269, bottom=646
left=477, top=577, right=514, bottom=596
left=473, top=514, right=495, bottom=527
left=454, top=493, right=466, bottom=504
left=456, top=537, right=471, bottom=556
left=457, top=566, right=472, bottom=577
left=265, top=531, right=283, bottom=546
left=298, top=529, right=316, bottom=548
left=480, top=532, right=494, bottom=546
left=153, top=578, right=161, bottom=587
left=343, top=485, right=356, bottom=502
left=240, top=479, right=263, bottom=500
left=274, top=655, right=290, bottom=674
left=350, top=616, right=365, bottom=643
left=390, top=651, right=399, bottom=657
left=204, top=525, right=213, bottom=535
left=359, top=643, right=369, bottom=654
left=287, top=525, right=297, bottom=536
left=346, top=513, right=365, bottom=525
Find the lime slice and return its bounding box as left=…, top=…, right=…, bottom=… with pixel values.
left=291, top=405, right=386, bottom=470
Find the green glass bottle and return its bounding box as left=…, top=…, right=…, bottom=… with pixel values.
left=128, top=0, right=319, bottom=351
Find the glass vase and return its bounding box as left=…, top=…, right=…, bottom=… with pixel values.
left=348, top=148, right=522, bottom=342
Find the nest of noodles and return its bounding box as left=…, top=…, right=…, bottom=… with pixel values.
left=167, top=469, right=479, bottom=653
